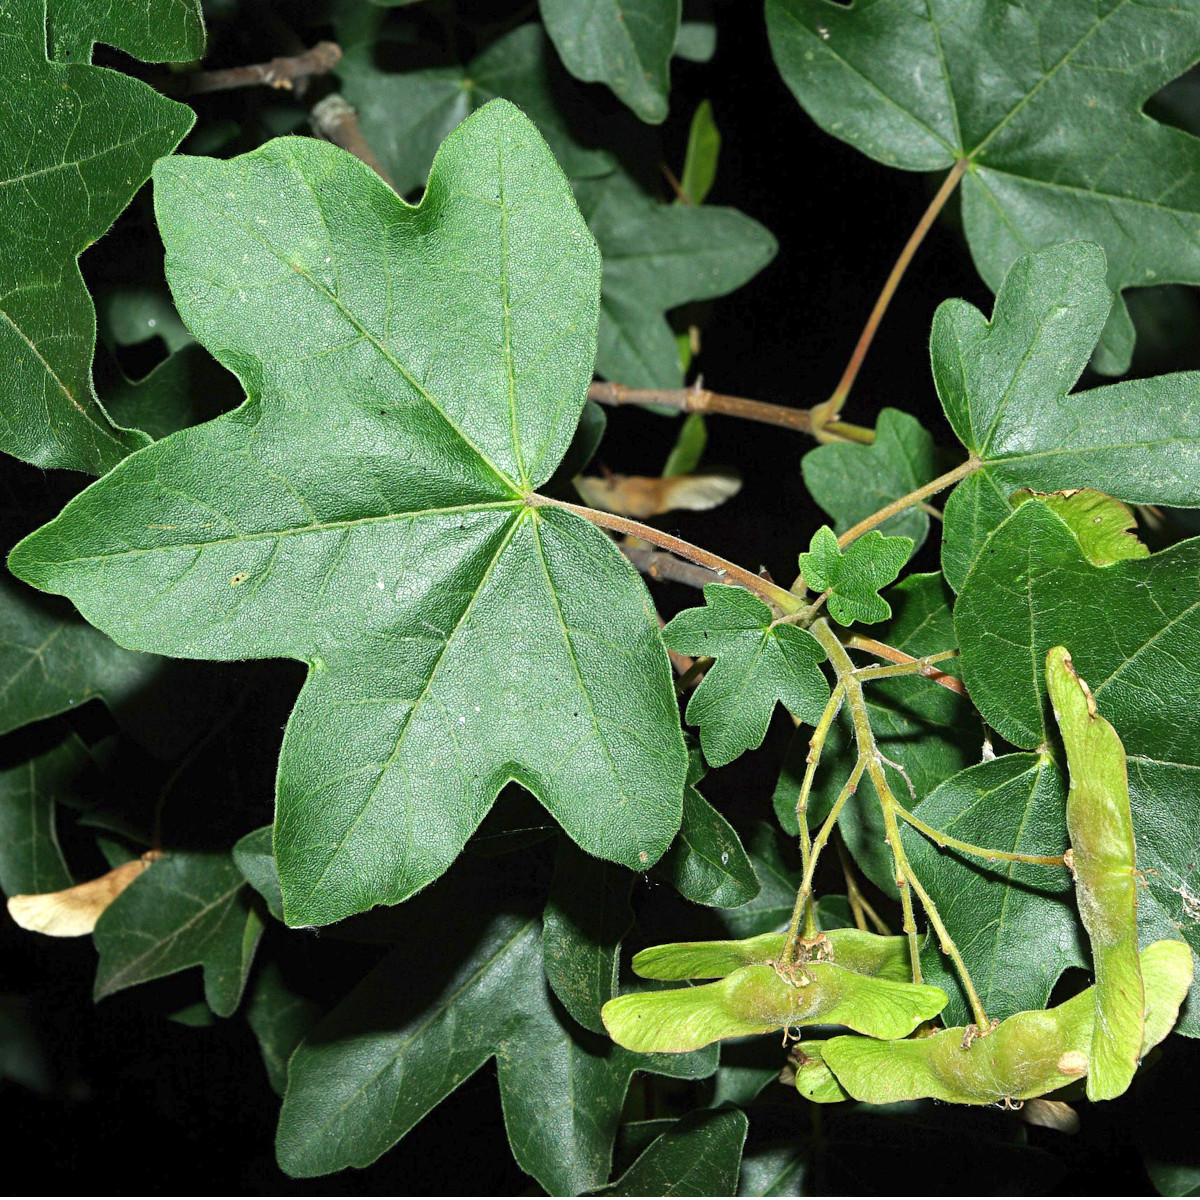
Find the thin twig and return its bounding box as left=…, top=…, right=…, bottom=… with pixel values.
left=846, top=639, right=967, bottom=697
left=621, top=545, right=721, bottom=590
left=310, top=94, right=397, bottom=190
left=835, top=832, right=891, bottom=936
left=893, top=802, right=1067, bottom=868
left=812, top=158, right=968, bottom=428
left=528, top=493, right=803, bottom=614
left=184, top=41, right=342, bottom=95
left=587, top=381, right=874, bottom=444
left=836, top=458, right=979, bottom=549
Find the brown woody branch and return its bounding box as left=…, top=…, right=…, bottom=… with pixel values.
left=621, top=545, right=722, bottom=590
left=587, top=381, right=873, bottom=444
left=310, top=94, right=397, bottom=190
left=183, top=41, right=342, bottom=96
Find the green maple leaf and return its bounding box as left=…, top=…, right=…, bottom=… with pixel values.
left=275, top=909, right=717, bottom=1191
left=46, top=0, right=203, bottom=64
left=0, top=727, right=88, bottom=896
left=797, top=526, right=912, bottom=626
left=573, top=166, right=777, bottom=389
left=767, top=0, right=1200, bottom=372
left=0, top=572, right=163, bottom=737
left=598, top=1108, right=747, bottom=1197
left=0, top=0, right=200, bottom=473
left=906, top=753, right=1085, bottom=1028
left=954, top=498, right=1200, bottom=1032
left=658, top=784, right=760, bottom=909
left=662, top=584, right=829, bottom=768
left=336, top=25, right=775, bottom=392
left=337, top=23, right=614, bottom=196
left=10, top=102, right=688, bottom=927
left=930, top=243, right=1200, bottom=590
left=775, top=573, right=977, bottom=898
left=540, top=0, right=680, bottom=124
left=542, top=837, right=634, bottom=1035
left=94, top=850, right=264, bottom=1018
left=802, top=408, right=936, bottom=553
left=245, top=961, right=320, bottom=1097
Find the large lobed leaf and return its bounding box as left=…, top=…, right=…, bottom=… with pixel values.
left=276, top=908, right=717, bottom=1192
left=931, top=243, right=1200, bottom=590
left=9, top=102, right=688, bottom=927
left=768, top=0, right=1200, bottom=371
left=0, top=0, right=200, bottom=472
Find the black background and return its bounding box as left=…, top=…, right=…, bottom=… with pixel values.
left=4, top=2, right=1197, bottom=1194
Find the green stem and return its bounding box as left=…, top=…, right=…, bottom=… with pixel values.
left=843, top=635, right=966, bottom=696
left=836, top=458, right=980, bottom=549
left=808, top=618, right=989, bottom=1016
left=781, top=757, right=865, bottom=965
left=902, top=862, right=991, bottom=1030
left=893, top=801, right=1067, bottom=868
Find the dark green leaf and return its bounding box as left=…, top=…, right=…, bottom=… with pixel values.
left=93, top=850, right=263, bottom=1017
left=543, top=837, right=634, bottom=1034
left=802, top=408, right=935, bottom=552
left=598, top=1108, right=748, bottom=1196
left=659, top=785, right=760, bottom=908
left=10, top=104, right=688, bottom=927
left=0, top=0, right=196, bottom=472
left=932, top=244, right=1200, bottom=590
left=246, top=962, right=320, bottom=1096
left=232, top=826, right=283, bottom=922
left=663, top=585, right=828, bottom=767
left=540, top=0, right=680, bottom=124
left=338, top=23, right=614, bottom=195
left=0, top=729, right=86, bottom=895
left=276, top=910, right=716, bottom=1191
left=574, top=167, right=777, bottom=388
left=767, top=0, right=1200, bottom=373
left=907, top=753, right=1084, bottom=1027
left=718, top=823, right=801, bottom=938
left=797, top=526, right=912, bottom=626
left=102, top=344, right=241, bottom=442
left=0, top=576, right=161, bottom=738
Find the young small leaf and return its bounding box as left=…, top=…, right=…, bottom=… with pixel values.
left=662, top=585, right=829, bottom=767
left=802, top=409, right=936, bottom=552
left=680, top=100, right=720, bottom=206
left=797, top=526, right=912, bottom=626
